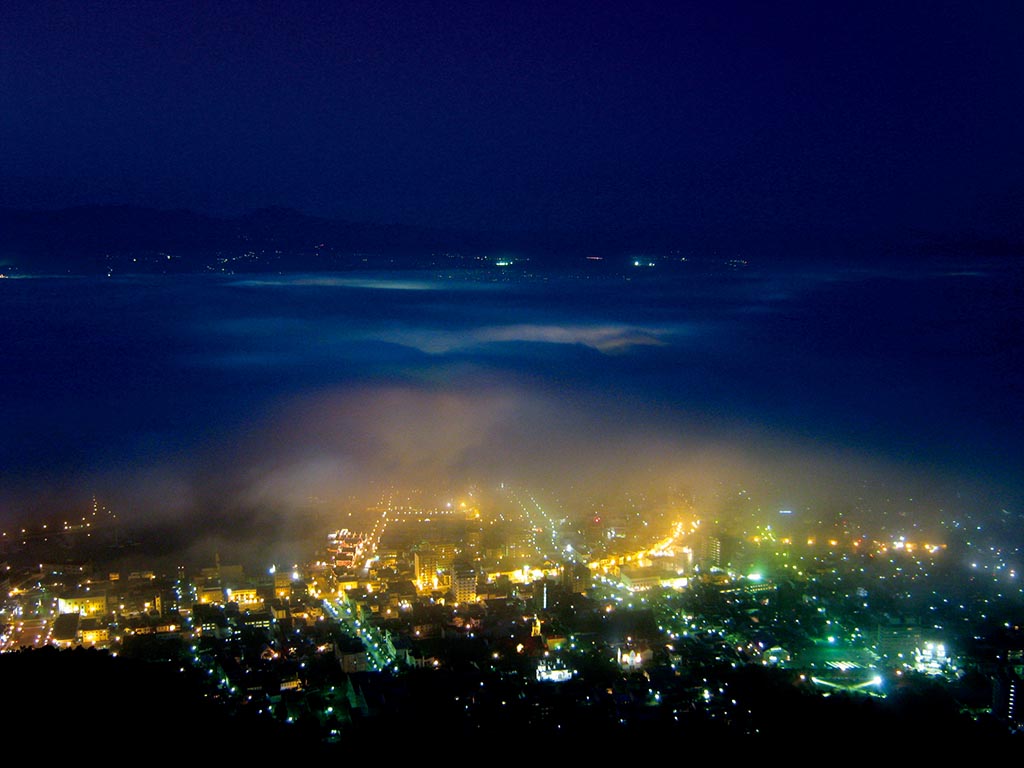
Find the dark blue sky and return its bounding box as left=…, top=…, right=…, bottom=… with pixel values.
left=3, top=0, right=1023, bottom=252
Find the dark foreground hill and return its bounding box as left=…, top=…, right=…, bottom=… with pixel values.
left=3, top=645, right=1018, bottom=756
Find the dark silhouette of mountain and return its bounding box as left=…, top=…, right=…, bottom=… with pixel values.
left=0, top=204, right=613, bottom=274
left=2, top=204, right=1019, bottom=275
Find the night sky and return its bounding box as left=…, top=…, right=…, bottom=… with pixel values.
left=2, top=2, right=1023, bottom=568
left=3, top=0, right=1023, bottom=249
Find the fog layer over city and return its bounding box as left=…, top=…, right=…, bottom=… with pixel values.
left=2, top=259, right=1020, bottom=568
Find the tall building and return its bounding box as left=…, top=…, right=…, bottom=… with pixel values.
left=414, top=548, right=442, bottom=592
left=560, top=562, right=591, bottom=595
left=413, top=541, right=460, bottom=593
left=700, top=535, right=722, bottom=569
left=451, top=559, right=478, bottom=604
left=994, top=669, right=1024, bottom=726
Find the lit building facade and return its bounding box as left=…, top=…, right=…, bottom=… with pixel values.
left=58, top=593, right=108, bottom=617
left=451, top=559, right=478, bottom=604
